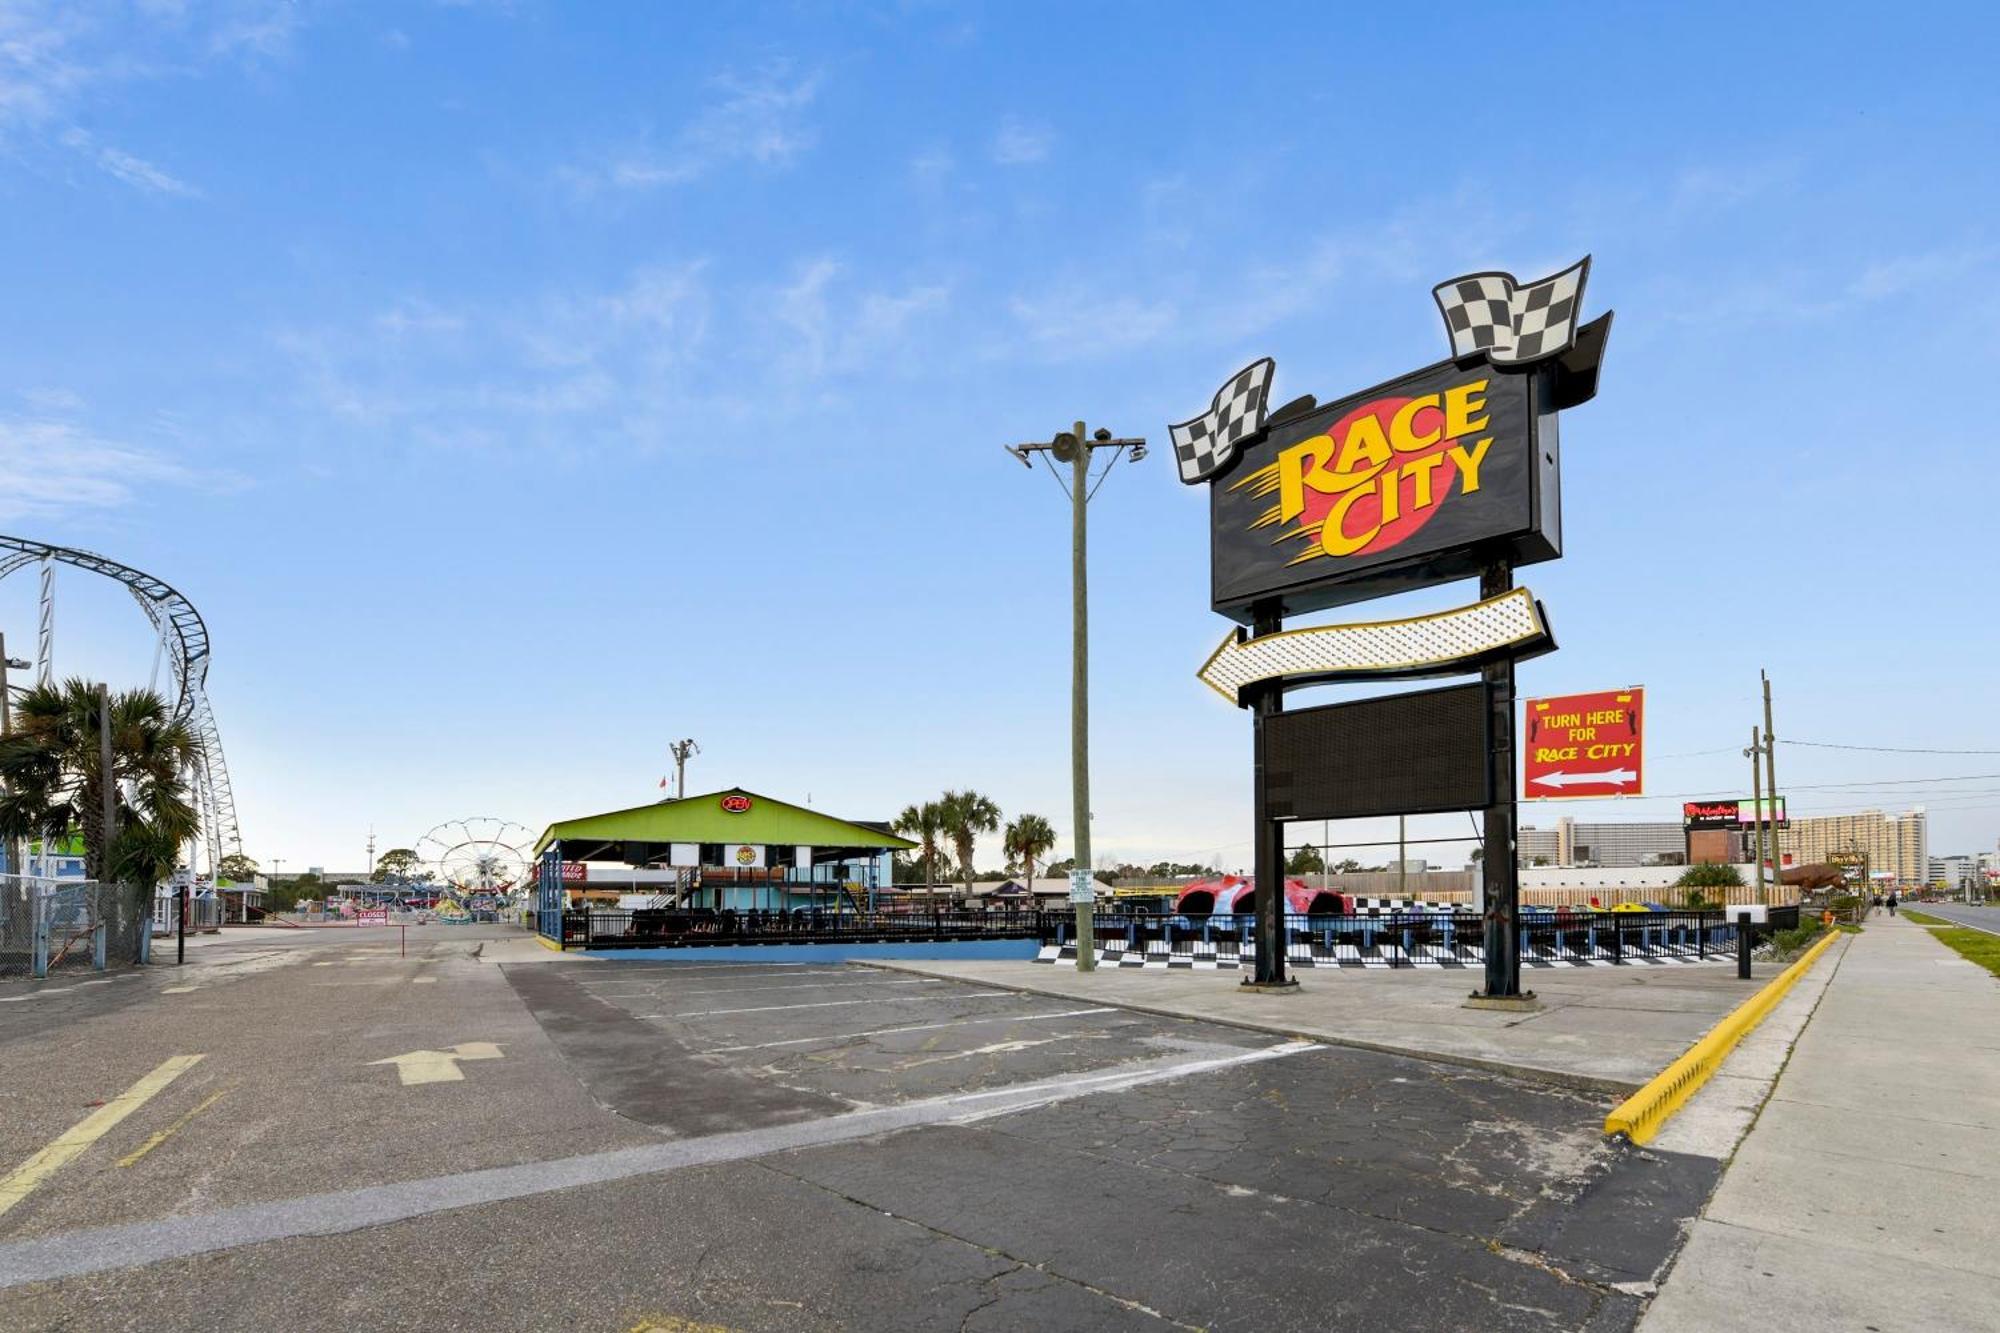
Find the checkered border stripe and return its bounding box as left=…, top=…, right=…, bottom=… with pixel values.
left=1035, top=944, right=1722, bottom=970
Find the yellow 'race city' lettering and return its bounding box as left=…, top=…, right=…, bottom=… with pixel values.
left=1270, top=379, right=1499, bottom=559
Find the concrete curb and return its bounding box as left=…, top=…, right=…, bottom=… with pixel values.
left=851, top=959, right=1644, bottom=1097
left=1605, top=929, right=1848, bottom=1144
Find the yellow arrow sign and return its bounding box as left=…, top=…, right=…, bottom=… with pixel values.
left=368, top=1042, right=503, bottom=1086
left=1198, top=587, right=1551, bottom=705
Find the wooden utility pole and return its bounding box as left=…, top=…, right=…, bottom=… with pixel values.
left=1748, top=727, right=1766, bottom=904
left=1762, top=671, right=1781, bottom=881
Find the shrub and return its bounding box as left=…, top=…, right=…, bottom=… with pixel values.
left=1766, top=923, right=1826, bottom=960
left=1676, top=863, right=1745, bottom=889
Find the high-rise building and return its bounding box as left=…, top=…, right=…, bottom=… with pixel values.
left=1777, top=808, right=1928, bottom=886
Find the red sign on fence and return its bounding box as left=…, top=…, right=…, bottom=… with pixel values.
left=1523, top=688, right=1645, bottom=799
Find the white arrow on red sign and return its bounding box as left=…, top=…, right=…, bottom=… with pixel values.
left=1530, top=768, right=1639, bottom=790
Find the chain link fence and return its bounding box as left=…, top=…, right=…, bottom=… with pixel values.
left=0, top=875, right=152, bottom=980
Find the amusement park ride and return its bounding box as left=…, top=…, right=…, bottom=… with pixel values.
left=414, top=818, right=532, bottom=919
left=0, top=535, right=243, bottom=883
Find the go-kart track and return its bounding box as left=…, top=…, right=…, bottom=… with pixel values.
left=0, top=923, right=1723, bottom=1332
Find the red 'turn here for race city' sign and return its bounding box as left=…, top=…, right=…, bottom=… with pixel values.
left=1523, top=688, right=1645, bottom=799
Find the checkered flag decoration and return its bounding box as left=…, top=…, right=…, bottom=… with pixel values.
left=1171, top=357, right=1275, bottom=485
left=1433, top=257, right=1591, bottom=367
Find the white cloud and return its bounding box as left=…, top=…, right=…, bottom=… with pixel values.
left=1847, top=246, right=1997, bottom=302
left=991, top=115, right=1051, bottom=166
left=0, top=416, right=209, bottom=521
left=59, top=127, right=198, bottom=195
left=1006, top=289, right=1176, bottom=355
left=0, top=1, right=297, bottom=193
left=770, top=258, right=949, bottom=379
left=206, top=2, right=302, bottom=62
left=570, top=63, right=821, bottom=192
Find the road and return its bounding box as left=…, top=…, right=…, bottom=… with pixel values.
left=1910, top=902, right=2000, bottom=934
left=0, top=925, right=1721, bottom=1331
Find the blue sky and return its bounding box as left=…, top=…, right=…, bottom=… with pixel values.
left=3, top=1, right=1997, bottom=872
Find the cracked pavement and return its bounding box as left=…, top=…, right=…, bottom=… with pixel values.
left=0, top=935, right=1717, bottom=1331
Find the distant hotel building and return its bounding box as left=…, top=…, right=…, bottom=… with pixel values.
left=1776, top=808, right=1928, bottom=886
left=1517, top=817, right=1689, bottom=868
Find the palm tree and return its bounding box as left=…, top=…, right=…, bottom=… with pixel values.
left=1003, top=813, right=1056, bottom=890
left=939, top=788, right=1001, bottom=899
left=0, top=678, right=198, bottom=894
left=893, top=800, right=948, bottom=889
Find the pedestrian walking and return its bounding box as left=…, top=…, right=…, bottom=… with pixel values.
left=1887, top=891, right=1899, bottom=916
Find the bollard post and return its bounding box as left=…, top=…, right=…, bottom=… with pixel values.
left=1736, top=910, right=1753, bottom=980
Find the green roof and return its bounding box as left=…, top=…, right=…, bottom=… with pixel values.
left=535, top=787, right=916, bottom=859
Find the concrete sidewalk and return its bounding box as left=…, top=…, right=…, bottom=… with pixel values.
left=861, top=954, right=1777, bottom=1093
left=1641, top=915, right=2000, bottom=1331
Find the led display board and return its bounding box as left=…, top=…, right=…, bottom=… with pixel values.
left=1264, top=682, right=1492, bottom=821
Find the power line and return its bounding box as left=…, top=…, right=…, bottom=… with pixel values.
left=1783, top=738, right=2000, bottom=756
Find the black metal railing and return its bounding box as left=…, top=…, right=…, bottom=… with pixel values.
left=1041, top=908, right=1747, bottom=967
left=561, top=906, right=1048, bottom=949
left=545, top=904, right=1777, bottom=962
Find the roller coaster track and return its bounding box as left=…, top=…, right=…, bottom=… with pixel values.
left=0, top=536, right=242, bottom=875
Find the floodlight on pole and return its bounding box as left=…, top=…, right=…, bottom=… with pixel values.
left=1002, top=423, right=1148, bottom=973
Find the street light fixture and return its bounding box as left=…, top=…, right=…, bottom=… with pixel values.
left=1004, top=421, right=1147, bottom=972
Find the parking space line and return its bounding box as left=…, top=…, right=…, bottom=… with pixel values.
left=615, top=978, right=944, bottom=1000
left=704, top=1007, right=1119, bottom=1053
left=645, top=990, right=1014, bottom=1019
left=116, top=1089, right=230, bottom=1169
left=0, top=1055, right=206, bottom=1220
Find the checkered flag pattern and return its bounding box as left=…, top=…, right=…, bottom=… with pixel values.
left=1433, top=257, right=1590, bottom=366
left=1171, top=357, right=1275, bottom=484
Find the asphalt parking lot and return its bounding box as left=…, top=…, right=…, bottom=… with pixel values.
left=0, top=933, right=1719, bottom=1331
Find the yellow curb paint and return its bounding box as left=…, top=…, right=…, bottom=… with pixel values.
left=535, top=934, right=563, bottom=952
left=0, top=1055, right=207, bottom=1218
left=629, top=1317, right=741, bottom=1333
left=116, top=1088, right=230, bottom=1168
left=1605, top=930, right=1842, bottom=1144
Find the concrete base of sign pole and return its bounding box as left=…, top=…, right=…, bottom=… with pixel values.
left=1238, top=978, right=1301, bottom=993
left=1464, top=991, right=1541, bottom=1012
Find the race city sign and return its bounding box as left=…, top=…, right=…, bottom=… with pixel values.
left=1183, top=259, right=1607, bottom=625
left=1172, top=257, right=1611, bottom=996
left=1523, top=688, right=1645, bottom=798
left=1208, top=358, right=1561, bottom=620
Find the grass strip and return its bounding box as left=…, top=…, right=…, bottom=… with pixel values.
left=1915, top=925, right=2000, bottom=980
left=1902, top=909, right=1949, bottom=926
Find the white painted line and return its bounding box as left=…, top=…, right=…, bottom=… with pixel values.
left=705, top=1007, right=1120, bottom=1053
left=580, top=968, right=852, bottom=986
left=619, top=978, right=944, bottom=1000
left=645, top=990, right=1015, bottom=1019
left=896, top=1036, right=1076, bottom=1068
left=0, top=1040, right=1317, bottom=1288
left=1924, top=911, right=2000, bottom=938
left=947, top=1040, right=1321, bottom=1124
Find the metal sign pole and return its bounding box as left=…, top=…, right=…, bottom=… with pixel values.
left=1247, top=606, right=1294, bottom=990
left=1478, top=564, right=1523, bottom=999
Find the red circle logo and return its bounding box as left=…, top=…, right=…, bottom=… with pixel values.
left=720, top=794, right=752, bottom=813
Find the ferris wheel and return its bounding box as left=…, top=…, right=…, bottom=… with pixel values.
left=415, top=818, right=533, bottom=899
